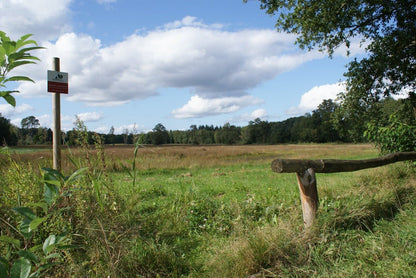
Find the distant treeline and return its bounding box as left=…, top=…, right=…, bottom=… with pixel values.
left=0, top=97, right=409, bottom=146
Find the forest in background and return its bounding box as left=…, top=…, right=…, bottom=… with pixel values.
left=1, top=96, right=413, bottom=147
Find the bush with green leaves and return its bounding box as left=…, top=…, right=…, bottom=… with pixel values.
left=365, top=114, right=416, bottom=153
left=0, top=167, right=86, bottom=278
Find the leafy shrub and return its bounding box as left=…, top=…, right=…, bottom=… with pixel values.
left=0, top=167, right=86, bottom=278
left=365, top=114, right=416, bottom=153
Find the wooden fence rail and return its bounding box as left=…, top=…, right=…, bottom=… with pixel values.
left=271, top=152, right=416, bottom=228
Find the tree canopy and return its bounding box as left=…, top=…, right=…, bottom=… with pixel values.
left=21, top=115, right=40, bottom=129
left=249, top=0, right=416, bottom=151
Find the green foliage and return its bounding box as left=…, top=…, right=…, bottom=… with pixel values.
left=120, top=139, right=142, bottom=189
left=0, top=155, right=41, bottom=208
left=0, top=31, right=43, bottom=106
left=0, top=115, right=18, bottom=146
left=21, top=116, right=39, bottom=130
left=214, top=122, right=241, bottom=144
left=251, top=0, right=416, bottom=150
left=240, top=118, right=270, bottom=144
left=0, top=167, right=86, bottom=278
left=365, top=114, right=416, bottom=153
left=149, top=123, right=170, bottom=145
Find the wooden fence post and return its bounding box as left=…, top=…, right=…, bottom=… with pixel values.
left=271, top=152, right=416, bottom=229
left=296, top=168, right=318, bottom=228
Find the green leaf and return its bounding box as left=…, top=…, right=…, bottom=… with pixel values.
left=43, top=178, right=61, bottom=187
left=41, top=167, right=64, bottom=182
left=29, top=217, right=47, bottom=231
left=12, top=46, right=44, bottom=57
left=7, top=61, right=36, bottom=71
left=44, top=183, right=59, bottom=206
left=19, top=219, right=34, bottom=239
left=44, top=253, right=61, bottom=260
left=4, top=76, right=34, bottom=83
left=0, top=90, right=19, bottom=96
left=12, top=207, right=37, bottom=221
left=0, top=31, right=43, bottom=107
left=17, top=251, right=39, bottom=264
left=0, top=236, right=20, bottom=248
left=2, top=94, right=16, bottom=107
left=28, top=244, right=41, bottom=253
left=10, top=258, right=31, bottom=278
left=31, top=202, right=48, bottom=214
left=64, top=167, right=88, bottom=185
left=0, top=45, right=6, bottom=58
left=15, top=34, right=33, bottom=46
left=42, top=235, right=56, bottom=255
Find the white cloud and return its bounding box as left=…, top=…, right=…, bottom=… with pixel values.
left=76, top=112, right=103, bottom=122
left=0, top=0, right=72, bottom=41
left=8, top=113, right=63, bottom=130
left=114, top=124, right=144, bottom=135
left=10, top=112, right=48, bottom=128
left=287, top=82, right=345, bottom=115
left=15, top=21, right=317, bottom=111
left=250, top=108, right=268, bottom=119
left=94, top=126, right=112, bottom=134
left=3, top=7, right=360, bottom=119
left=94, top=123, right=146, bottom=135
left=10, top=118, right=22, bottom=127
left=230, top=108, right=269, bottom=124
left=0, top=103, right=34, bottom=117
left=172, top=95, right=263, bottom=119
left=163, top=16, right=223, bottom=30
left=37, top=114, right=52, bottom=128
left=333, top=37, right=369, bottom=57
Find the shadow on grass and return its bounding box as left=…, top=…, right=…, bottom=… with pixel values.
left=322, top=186, right=415, bottom=231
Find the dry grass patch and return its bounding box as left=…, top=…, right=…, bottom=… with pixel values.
left=5, top=143, right=375, bottom=173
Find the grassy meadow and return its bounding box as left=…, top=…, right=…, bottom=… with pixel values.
left=1, top=144, right=415, bottom=277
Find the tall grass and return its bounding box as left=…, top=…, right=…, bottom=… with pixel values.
left=2, top=144, right=415, bottom=277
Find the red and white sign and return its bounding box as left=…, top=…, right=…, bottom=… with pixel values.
left=47, top=70, right=68, bottom=94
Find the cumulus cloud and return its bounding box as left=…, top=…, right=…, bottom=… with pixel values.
left=36, top=114, right=52, bottom=128
left=172, top=95, right=263, bottom=119
left=0, top=0, right=72, bottom=41
left=163, top=16, right=223, bottom=30
left=6, top=112, right=49, bottom=129
left=14, top=19, right=323, bottom=117
left=0, top=103, right=34, bottom=117
left=2, top=2, right=358, bottom=120
left=287, top=82, right=345, bottom=115
left=10, top=118, right=22, bottom=127
left=250, top=108, right=268, bottom=120
left=231, top=108, right=269, bottom=124
left=76, top=112, right=103, bottom=122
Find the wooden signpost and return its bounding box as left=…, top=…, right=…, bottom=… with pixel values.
left=47, top=57, right=68, bottom=171
left=271, top=152, right=416, bottom=228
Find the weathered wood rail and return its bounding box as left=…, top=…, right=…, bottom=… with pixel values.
left=271, top=152, right=416, bottom=228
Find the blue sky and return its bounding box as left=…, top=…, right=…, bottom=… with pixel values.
left=0, top=0, right=364, bottom=134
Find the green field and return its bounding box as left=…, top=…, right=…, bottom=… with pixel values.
left=1, top=144, right=415, bottom=277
